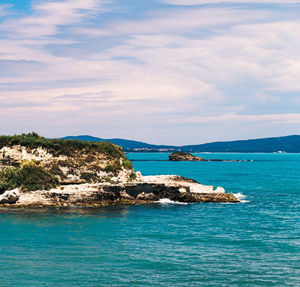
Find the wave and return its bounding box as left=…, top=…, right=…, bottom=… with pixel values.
left=156, top=198, right=188, bottom=205
left=233, top=192, right=249, bottom=203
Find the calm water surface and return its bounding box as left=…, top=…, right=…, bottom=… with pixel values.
left=0, top=153, right=299, bottom=286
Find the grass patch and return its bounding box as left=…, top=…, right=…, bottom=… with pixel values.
left=122, top=158, right=133, bottom=170
left=0, top=168, right=19, bottom=193
left=104, top=160, right=122, bottom=174
left=0, top=132, right=125, bottom=158
left=129, top=172, right=137, bottom=181
left=0, top=161, right=59, bottom=193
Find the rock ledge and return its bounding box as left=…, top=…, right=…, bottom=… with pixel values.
left=1, top=175, right=239, bottom=207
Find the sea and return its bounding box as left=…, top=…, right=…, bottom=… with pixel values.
left=0, top=153, right=299, bottom=286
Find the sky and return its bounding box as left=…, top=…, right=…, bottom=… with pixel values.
left=0, top=0, right=299, bottom=145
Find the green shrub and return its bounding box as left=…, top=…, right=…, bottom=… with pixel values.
left=0, top=161, right=59, bottom=193
left=122, top=158, right=133, bottom=170
left=0, top=168, right=20, bottom=193
left=129, top=172, right=137, bottom=181
left=18, top=162, right=59, bottom=192
left=104, top=160, right=122, bottom=174
left=104, top=164, right=113, bottom=173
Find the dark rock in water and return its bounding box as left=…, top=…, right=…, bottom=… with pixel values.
left=169, top=152, right=205, bottom=161
left=169, top=152, right=251, bottom=162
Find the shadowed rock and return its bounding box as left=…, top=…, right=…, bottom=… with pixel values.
left=0, top=188, right=20, bottom=204
left=1, top=175, right=239, bottom=207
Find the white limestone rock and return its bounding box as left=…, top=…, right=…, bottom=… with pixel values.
left=142, top=175, right=225, bottom=194
left=214, top=186, right=225, bottom=193
left=135, top=171, right=143, bottom=182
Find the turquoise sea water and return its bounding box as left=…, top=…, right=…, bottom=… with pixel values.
left=0, top=153, right=299, bottom=286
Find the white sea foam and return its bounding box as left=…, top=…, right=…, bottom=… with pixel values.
left=233, top=192, right=249, bottom=203
left=156, top=198, right=188, bottom=205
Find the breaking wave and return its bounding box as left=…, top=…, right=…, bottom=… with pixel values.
left=233, top=192, right=249, bottom=203
left=156, top=198, right=188, bottom=205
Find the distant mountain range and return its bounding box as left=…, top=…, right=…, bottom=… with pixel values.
left=62, top=135, right=300, bottom=153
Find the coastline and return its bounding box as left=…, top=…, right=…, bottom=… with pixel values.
left=0, top=135, right=240, bottom=208
left=0, top=175, right=239, bottom=208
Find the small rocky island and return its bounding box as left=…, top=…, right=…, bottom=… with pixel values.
left=169, top=152, right=248, bottom=162
left=0, top=133, right=239, bottom=207
left=169, top=152, right=207, bottom=161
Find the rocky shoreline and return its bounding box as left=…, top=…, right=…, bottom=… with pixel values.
left=0, top=134, right=240, bottom=208
left=0, top=175, right=239, bottom=207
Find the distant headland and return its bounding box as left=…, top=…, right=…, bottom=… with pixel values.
left=62, top=135, right=300, bottom=153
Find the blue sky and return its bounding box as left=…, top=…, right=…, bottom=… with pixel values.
left=0, top=0, right=299, bottom=144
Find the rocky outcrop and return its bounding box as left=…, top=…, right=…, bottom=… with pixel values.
left=0, top=188, right=20, bottom=204
left=169, top=152, right=205, bottom=161
left=0, top=144, right=134, bottom=184
left=0, top=134, right=240, bottom=207
left=168, top=152, right=250, bottom=162
left=142, top=175, right=223, bottom=193
left=1, top=175, right=239, bottom=207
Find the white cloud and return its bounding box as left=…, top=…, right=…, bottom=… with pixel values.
left=0, top=0, right=299, bottom=142
left=163, top=0, right=300, bottom=5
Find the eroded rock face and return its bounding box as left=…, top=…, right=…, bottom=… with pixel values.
left=0, top=188, right=20, bottom=204
left=0, top=140, right=239, bottom=207
left=0, top=145, right=134, bottom=184
left=3, top=175, right=239, bottom=207
left=142, top=175, right=223, bottom=193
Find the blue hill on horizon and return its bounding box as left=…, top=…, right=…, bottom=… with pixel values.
left=62, top=135, right=300, bottom=153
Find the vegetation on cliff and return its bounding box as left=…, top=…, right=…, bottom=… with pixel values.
left=0, top=133, right=135, bottom=193
left=0, top=161, right=58, bottom=193
left=0, top=132, right=125, bottom=158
